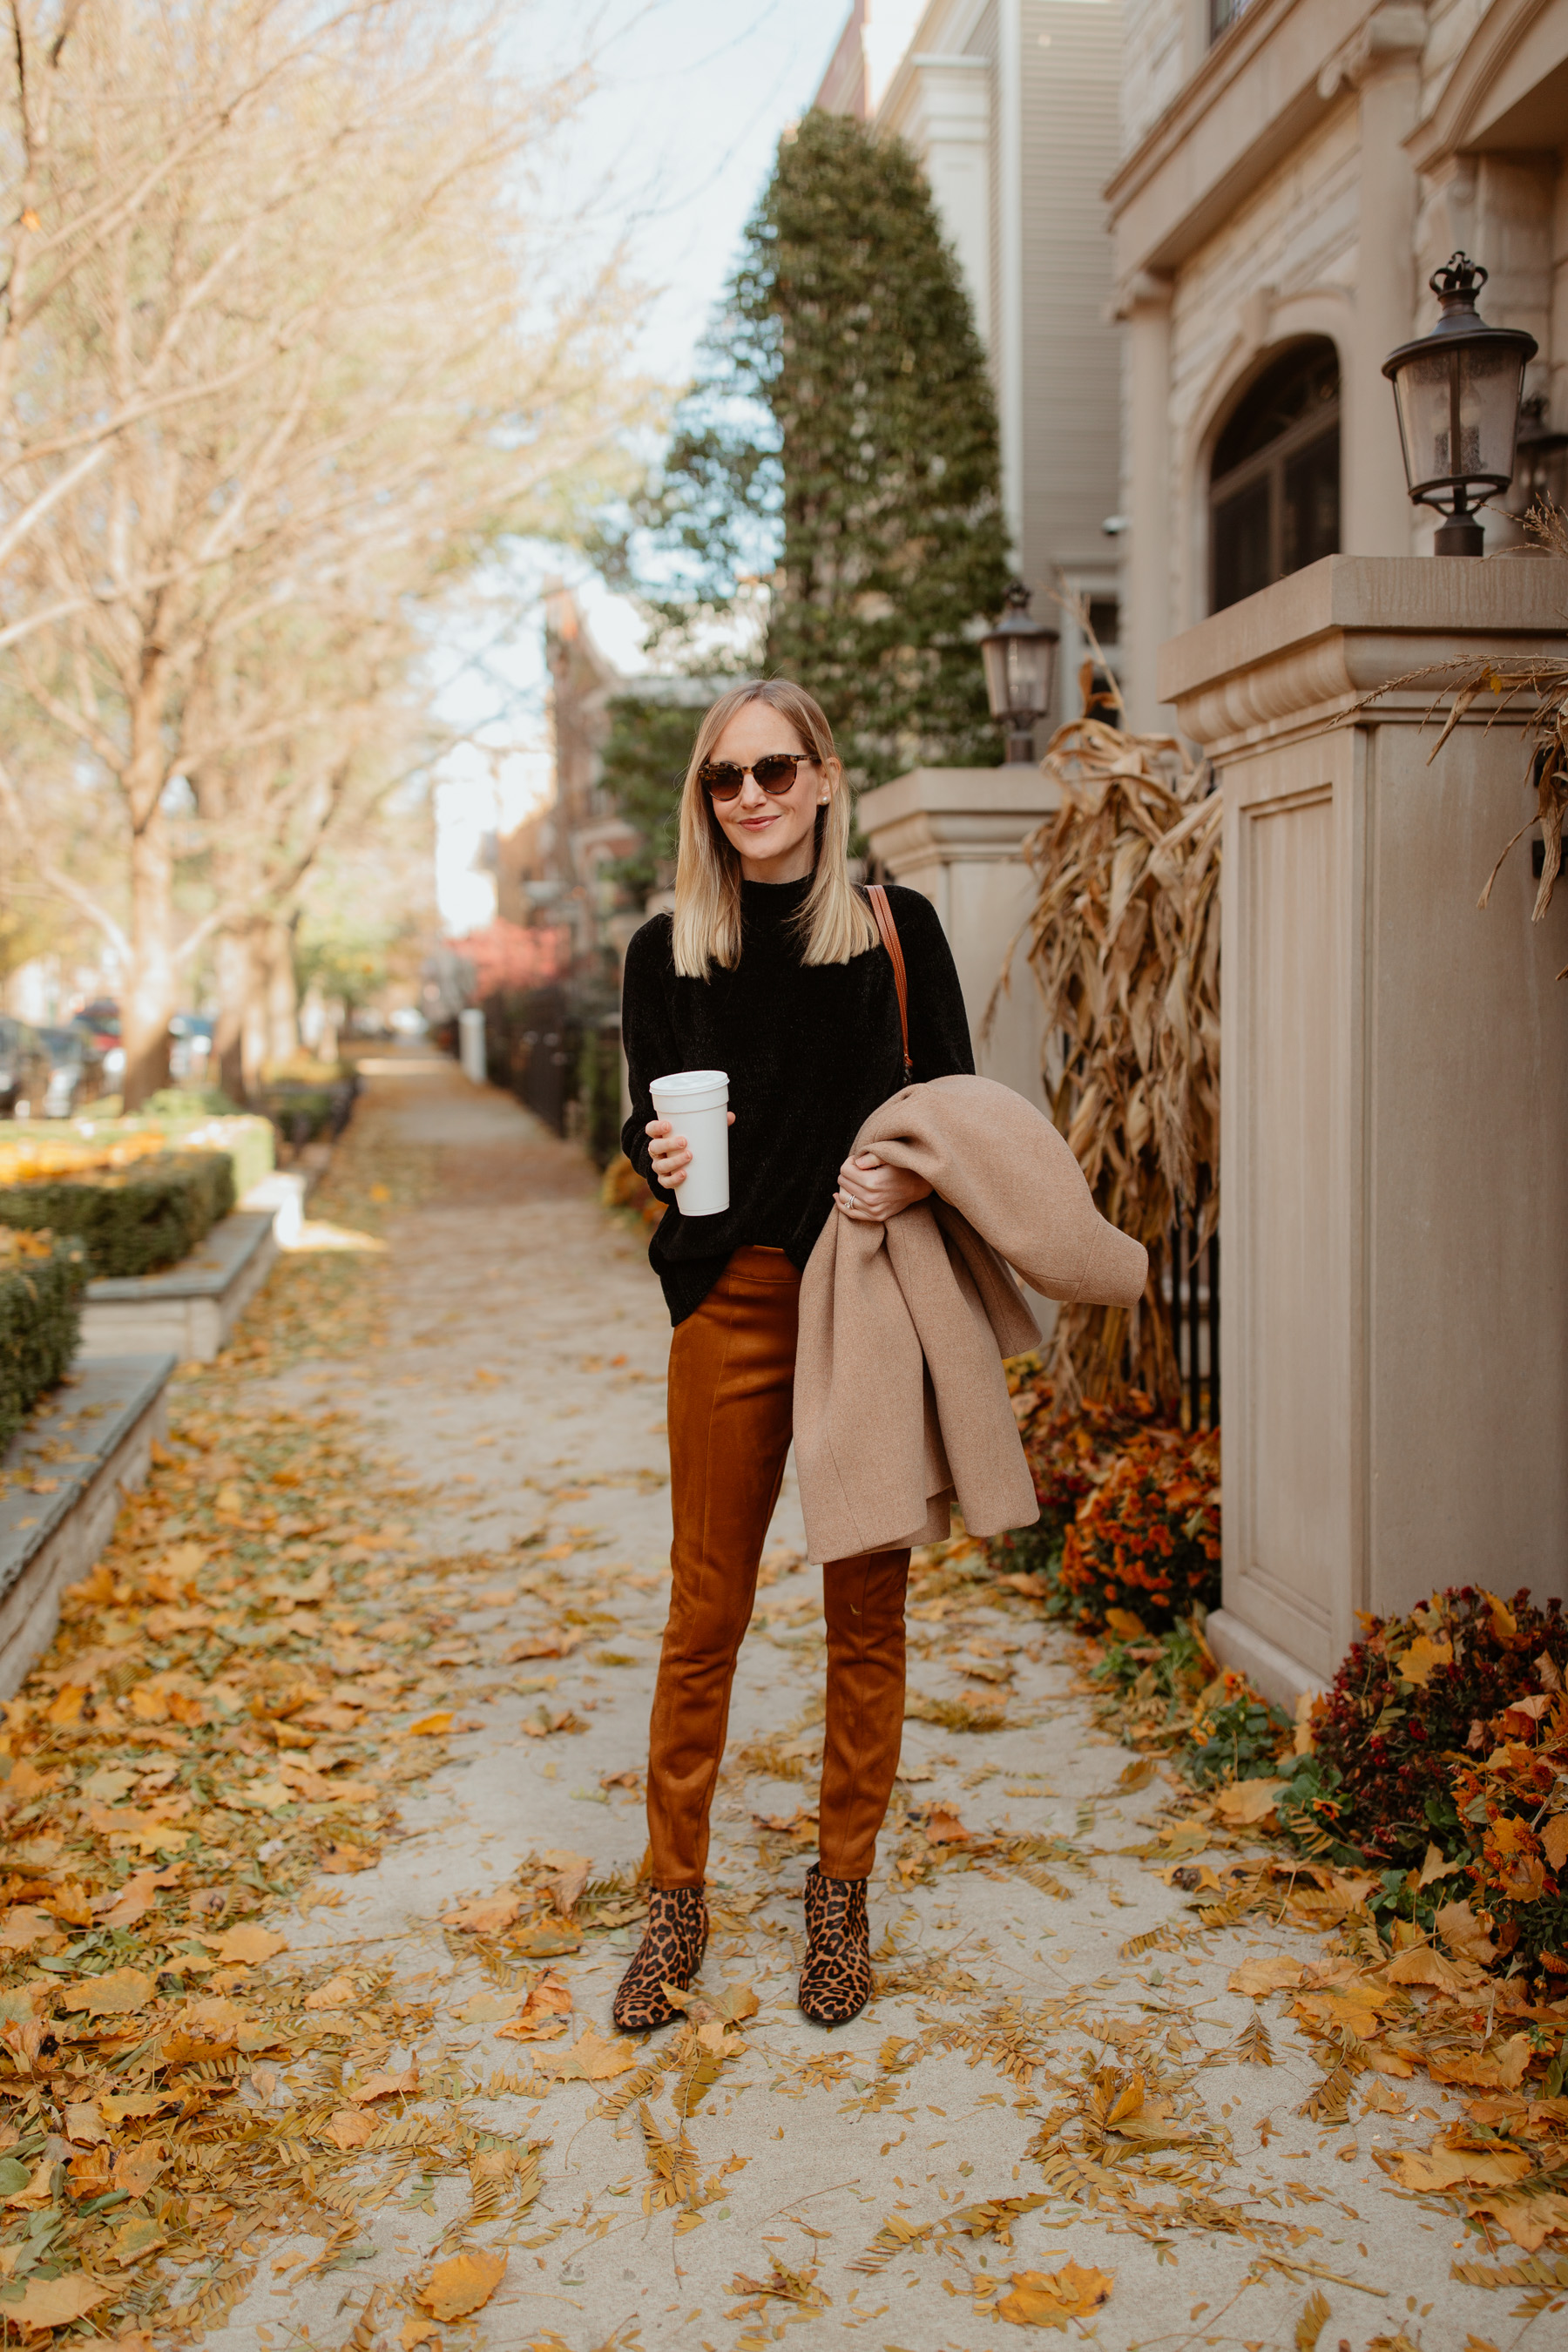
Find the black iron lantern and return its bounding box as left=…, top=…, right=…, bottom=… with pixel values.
left=1382, top=253, right=1538, bottom=556
left=980, top=581, right=1058, bottom=763
left=1511, top=394, right=1568, bottom=520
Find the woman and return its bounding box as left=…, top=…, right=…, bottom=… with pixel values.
left=615, top=679, right=975, bottom=2033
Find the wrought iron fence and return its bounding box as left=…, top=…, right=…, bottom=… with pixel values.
left=480, top=983, right=624, bottom=1168
left=1165, top=1182, right=1220, bottom=1429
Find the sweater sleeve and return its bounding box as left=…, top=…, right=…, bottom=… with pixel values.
left=619, top=916, right=679, bottom=1202
left=882, top=884, right=975, bottom=1082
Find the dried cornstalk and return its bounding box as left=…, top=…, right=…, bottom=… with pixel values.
left=1348, top=504, right=1568, bottom=978
left=1011, top=717, right=1220, bottom=1410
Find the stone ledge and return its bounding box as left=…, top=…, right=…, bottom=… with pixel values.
left=0, top=1354, right=175, bottom=1699
left=78, top=1209, right=278, bottom=1362
left=1206, top=1607, right=1327, bottom=1713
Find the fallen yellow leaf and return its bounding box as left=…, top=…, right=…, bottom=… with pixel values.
left=0, top=1908, right=57, bottom=1951
left=321, top=2108, right=374, bottom=2149
left=3, top=2273, right=112, bottom=2329
left=3, top=2155, right=55, bottom=2209
left=537, top=2024, right=637, bottom=2081
left=1415, top=1842, right=1465, bottom=1890
left=320, top=1840, right=377, bottom=1873
left=58, top=1966, right=154, bottom=2016
left=997, top=2260, right=1114, bottom=2328
left=1213, top=1778, right=1287, bottom=1826
left=349, top=2065, right=418, bottom=2104
left=109, top=2214, right=166, bottom=2265
left=1395, top=1633, right=1453, bottom=1689
left=1388, top=2143, right=1531, bottom=2191
left=304, top=1975, right=356, bottom=2011
left=494, top=1967, right=574, bottom=2042
left=538, top=1848, right=591, bottom=1916
left=415, top=2245, right=508, bottom=2320
left=1228, top=1956, right=1303, bottom=1997
left=1427, top=2035, right=1532, bottom=2091
left=1105, top=2073, right=1144, bottom=2126
left=1385, top=1944, right=1481, bottom=1990
left=406, top=1711, right=453, bottom=1737
left=1435, top=1896, right=1497, bottom=1967
left=441, top=1894, right=520, bottom=1936
left=112, top=2145, right=166, bottom=2199
left=207, top=1924, right=287, bottom=1965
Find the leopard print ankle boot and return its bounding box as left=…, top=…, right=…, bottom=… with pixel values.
left=612, top=1887, right=709, bottom=2032
left=798, top=1862, right=872, bottom=2026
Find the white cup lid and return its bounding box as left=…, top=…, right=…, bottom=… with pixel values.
left=650, top=1069, right=728, bottom=1094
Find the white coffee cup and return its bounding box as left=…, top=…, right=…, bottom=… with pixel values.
left=649, top=1069, right=730, bottom=1216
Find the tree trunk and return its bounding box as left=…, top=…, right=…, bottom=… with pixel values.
left=121, top=805, right=175, bottom=1108
left=261, top=916, right=300, bottom=1066
left=212, top=922, right=254, bottom=1105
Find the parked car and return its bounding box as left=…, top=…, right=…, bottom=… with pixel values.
left=168, top=1012, right=215, bottom=1083
left=72, top=1003, right=124, bottom=1084
left=0, top=1017, right=52, bottom=1118
left=35, top=1024, right=107, bottom=1117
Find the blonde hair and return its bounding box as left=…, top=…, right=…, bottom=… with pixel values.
left=671, top=679, right=878, bottom=978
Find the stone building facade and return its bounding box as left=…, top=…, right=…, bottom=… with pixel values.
left=1109, top=0, right=1568, bottom=726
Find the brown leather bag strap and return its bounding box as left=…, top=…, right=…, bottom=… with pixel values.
left=867, top=882, right=913, bottom=1081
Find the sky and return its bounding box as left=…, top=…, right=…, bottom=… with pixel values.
left=433, top=0, right=858, bottom=933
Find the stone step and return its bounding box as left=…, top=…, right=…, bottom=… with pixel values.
left=78, top=1206, right=281, bottom=1361
left=0, top=1353, right=175, bottom=1699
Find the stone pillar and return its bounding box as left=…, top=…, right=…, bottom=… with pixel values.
left=1159, top=557, right=1568, bottom=1707
left=856, top=767, right=1060, bottom=1113
left=1345, top=19, right=1423, bottom=558
left=1120, top=272, right=1173, bottom=730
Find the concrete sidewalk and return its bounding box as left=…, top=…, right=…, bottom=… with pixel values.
left=211, top=1056, right=1479, bottom=2352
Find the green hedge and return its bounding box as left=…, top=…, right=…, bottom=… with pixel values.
left=0, top=1236, right=86, bottom=1450
left=0, top=1151, right=237, bottom=1279
left=5, top=1112, right=274, bottom=1204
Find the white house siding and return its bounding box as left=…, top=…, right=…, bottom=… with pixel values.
left=1164, top=97, right=1361, bottom=632
left=1119, top=0, right=1186, bottom=156
left=1019, top=0, right=1124, bottom=580
left=966, top=0, right=1004, bottom=409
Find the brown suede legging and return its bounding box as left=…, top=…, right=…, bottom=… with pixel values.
left=646, top=1245, right=909, bottom=1889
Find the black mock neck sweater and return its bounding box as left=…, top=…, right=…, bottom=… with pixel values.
left=620, top=876, right=975, bottom=1326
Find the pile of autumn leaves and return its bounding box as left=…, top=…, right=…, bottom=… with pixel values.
left=0, top=1334, right=532, bottom=2337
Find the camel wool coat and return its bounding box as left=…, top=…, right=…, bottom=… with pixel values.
left=792, top=1074, right=1148, bottom=1565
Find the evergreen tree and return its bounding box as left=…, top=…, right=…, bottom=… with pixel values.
left=616, top=112, right=1010, bottom=794
left=598, top=692, right=705, bottom=900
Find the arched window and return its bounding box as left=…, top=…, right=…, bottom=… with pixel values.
left=1209, top=340, right=1341, bottom=612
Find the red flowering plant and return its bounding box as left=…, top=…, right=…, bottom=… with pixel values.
left=1448, top=1688, right=1568, bottom=1982
left=1056, top=1428, right=1221, bottom=1631
left=1306, top=1587, right=1568, bottom=1873
left=988, top=1375, right=1165, bottom=1609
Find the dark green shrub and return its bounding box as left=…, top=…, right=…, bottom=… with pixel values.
left=0, top=1151, right=236, bottom=1278
left=144, top=1085, right=240, bottom=1117
left=0, top=1233, right=86, bottom=1446
left=1186, top=1683, right=1292, bottom=1788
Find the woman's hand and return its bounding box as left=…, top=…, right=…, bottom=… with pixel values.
left=646, top=1113, right=734, bottom=1191
left=833, top=1149, right=931, bottom=1224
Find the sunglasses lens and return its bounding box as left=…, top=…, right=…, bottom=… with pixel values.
left=700, top=764, right=744, bottom=800
left=753, top=755, right=799, bottom=791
